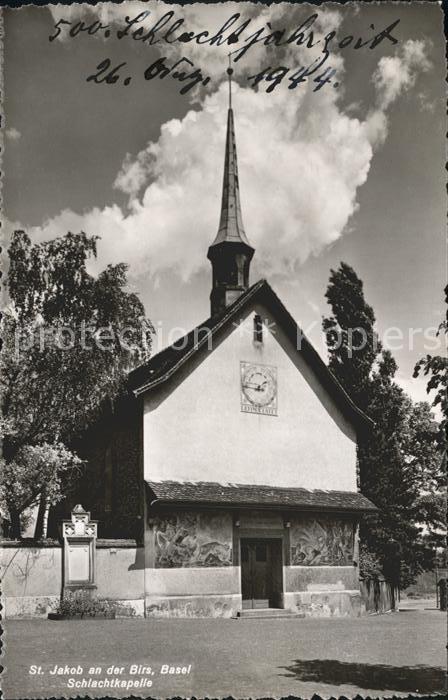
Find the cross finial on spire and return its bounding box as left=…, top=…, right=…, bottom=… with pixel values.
left=227, top=54, right=233, bottom=109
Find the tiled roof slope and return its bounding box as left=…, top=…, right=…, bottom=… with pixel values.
left=146, top=480, right=377, bottom=513
left=129, top=279, right=265, bottom=393
left=128, top=279, right=373, bottom=433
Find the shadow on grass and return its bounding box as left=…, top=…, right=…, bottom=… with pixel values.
left=279, top=658, right=447, bottom=693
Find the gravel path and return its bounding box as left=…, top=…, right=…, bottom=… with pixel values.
left=2, top=609, right=446, bottom=699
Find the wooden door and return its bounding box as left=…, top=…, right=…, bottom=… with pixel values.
left=241, top=539, right=283, bottom=609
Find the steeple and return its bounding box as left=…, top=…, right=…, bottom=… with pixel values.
left=207, top=62, right=255, bottom=317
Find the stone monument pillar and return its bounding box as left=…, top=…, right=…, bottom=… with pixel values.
left=62, top=504, right=98, bottom=593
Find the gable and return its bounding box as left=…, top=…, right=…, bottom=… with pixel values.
left=141, top=296, right=360, bottom=491
left=129, top=280, right=372, bottom=435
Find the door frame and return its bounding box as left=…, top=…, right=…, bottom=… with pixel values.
left=234, top=526, right=289, bottom=609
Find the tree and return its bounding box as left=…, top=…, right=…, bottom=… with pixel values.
left=401, top=400, right=446, bottom=550
left=323, top=262, right=380, bottom=412
left=323, top=263, right=443, bottom=588
left=413, top=285, right=447, bottom=430
left=412, top=287, right=447, bottom=561
left=0, top=444, right=83, bottom=539
left=358, top=350, right=434, bottom=588
left=1, top=231, right=154, bottom=537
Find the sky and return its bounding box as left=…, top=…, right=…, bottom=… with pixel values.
left=3, top=1, right=446, bottom=408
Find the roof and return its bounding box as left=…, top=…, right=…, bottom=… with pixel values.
left=146, top=480, right=377, bottom=513
left=128, top=279, right=374, bottom=433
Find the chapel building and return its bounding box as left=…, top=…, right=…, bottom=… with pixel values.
left=59, top=72, right=377, bottom=618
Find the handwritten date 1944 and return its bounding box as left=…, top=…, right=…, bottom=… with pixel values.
left=87, top=56, right=210, bottom=94
left=248, top=56, right=338, bottom=93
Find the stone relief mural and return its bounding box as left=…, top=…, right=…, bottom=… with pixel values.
left=153, top=512, right=232, bottom=568
left=290, top=518, right=354, bottom=566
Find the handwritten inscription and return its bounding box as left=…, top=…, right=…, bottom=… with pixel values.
left=49, top=10, right=401, bottom=97
left=248, top=62, right=338, bottom=93
left=86, top=56, right=210, bottom=94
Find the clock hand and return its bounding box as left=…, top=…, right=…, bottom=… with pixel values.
left=254, top=380, right=268, bottom=391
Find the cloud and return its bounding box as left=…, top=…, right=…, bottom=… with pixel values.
left=372, top=39, right=431, bottom=109
left=362, top=38, right=432, bottom=149
left=25, top=82, right=377, bottom=281
left=5, top=127, right=21, bottom=141
left=417, top=91, right=436, bottom=113
left=24, top=11, right=431, bottom=284
left=307, top=299, right=321, bottom=315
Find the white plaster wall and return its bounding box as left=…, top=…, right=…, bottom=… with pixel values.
left=1, top=546, right=62, bottom=618
left=95, top=548, right=144, bottom=600
left=146, top=567, right=240, bottom=596
left=1, top=546, right=62, bottom=597
left=144, top=304, right=357, bottom=490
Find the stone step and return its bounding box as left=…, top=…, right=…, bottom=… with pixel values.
left=236, top=608, right=303, bottom=619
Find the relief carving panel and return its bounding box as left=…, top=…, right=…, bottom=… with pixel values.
left=290, top=517, right=354, bottom=566
left=153, top=512, right=232, bottom=568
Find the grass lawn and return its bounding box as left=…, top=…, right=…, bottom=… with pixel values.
left=2, top=608, right=446, bottom=699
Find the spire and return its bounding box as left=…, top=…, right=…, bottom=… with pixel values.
left=210, top=62, right=251, bottom=247
left=207, top=61, right=255, bottom=317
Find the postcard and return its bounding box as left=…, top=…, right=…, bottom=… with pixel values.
left=1, top=2, right=446, bottom=699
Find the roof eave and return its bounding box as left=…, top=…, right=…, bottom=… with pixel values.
left=131, top=279, right=266, bottom=397
left=258, top=284, right=374, bottom=433
left=148, top=497, right=377, bottom=514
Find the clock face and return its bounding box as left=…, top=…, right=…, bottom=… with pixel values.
left=240, top=362, right=277, bottom=415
